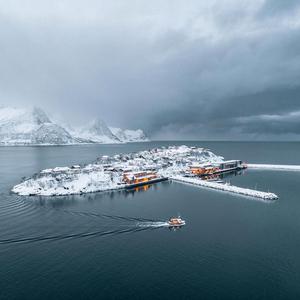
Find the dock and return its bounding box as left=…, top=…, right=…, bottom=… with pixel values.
left=170, top=175, right=278, bottom=200
left=248, top=164, right=300, bottom=171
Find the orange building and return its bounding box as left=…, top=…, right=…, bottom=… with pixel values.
left=189, top=163, right=219, bottom=176
left=123, top=171, right=158, bottom=185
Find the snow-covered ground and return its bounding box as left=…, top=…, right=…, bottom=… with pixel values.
left=13, top=165, right=125, bottom=196
left=12, top=145, right=223, bottom=196
left=0, top=106, right=148, bottom=145
left=171, top=175, right=278, bottom=201
left=248, top=164, right=300, bottom=171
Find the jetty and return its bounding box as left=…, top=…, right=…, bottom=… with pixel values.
left=170, top=175, right=278, bottom=200
left=248, top=164, right=300, bottom=171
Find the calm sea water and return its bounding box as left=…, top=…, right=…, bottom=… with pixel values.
left=1, top=142, right=300, bottom=299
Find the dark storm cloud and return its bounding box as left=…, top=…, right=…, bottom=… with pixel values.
left=1, top=0, right=300, bottom=139
left=236, top=111, right=300, bottom=135
left=148, top=25, right=300, bottom=139
left=258, top=0, right=300, bottom=16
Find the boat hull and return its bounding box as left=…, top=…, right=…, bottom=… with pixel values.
left=168, top=221, right=186, bottom=227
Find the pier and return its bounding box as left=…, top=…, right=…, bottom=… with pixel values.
left=170, top=175, right=278, bottom=200
left=248, top=164, right=300, bottom=171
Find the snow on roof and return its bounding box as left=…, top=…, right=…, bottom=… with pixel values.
left=190, top=162, right=213, bottom=168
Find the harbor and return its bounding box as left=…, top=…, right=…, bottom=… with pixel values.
left=119, top=164, right=278, bottom=201
left=119, top=159, right=274, bottom=199
left=12, top=146, right=283, bottom=200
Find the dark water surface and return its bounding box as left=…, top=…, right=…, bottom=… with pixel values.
left=1, top=142, right=300, bottom=299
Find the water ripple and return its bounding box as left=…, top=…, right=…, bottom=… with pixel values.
left=0, top=225, right=159, bottom=245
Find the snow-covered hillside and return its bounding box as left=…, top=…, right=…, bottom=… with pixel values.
left=110, top=127, right=148, bottom=142
left=0, top=107, right=78, bottom=145
left=0, top=106, right=148, bottom=145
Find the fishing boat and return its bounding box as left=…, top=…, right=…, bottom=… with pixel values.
left=168, top=216, right=186, bottom=227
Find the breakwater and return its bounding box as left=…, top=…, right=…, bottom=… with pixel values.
left=170, top=175, right=278, bottom=200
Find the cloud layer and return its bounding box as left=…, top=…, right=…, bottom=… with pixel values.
left=1, top=0, right=300, bottom=140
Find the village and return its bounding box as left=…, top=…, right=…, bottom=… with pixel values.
left=12, top=146, right=278, bottom=200
left=111, top=158, right=245, bottom=189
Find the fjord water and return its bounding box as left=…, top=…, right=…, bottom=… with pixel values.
left=1, top=142, right=300, bottom=299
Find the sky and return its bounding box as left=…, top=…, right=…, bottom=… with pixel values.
left=1, top=0, right=300, bottom=140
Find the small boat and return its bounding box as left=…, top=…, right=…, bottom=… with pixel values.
left=168, top=216, right=186, bottom=227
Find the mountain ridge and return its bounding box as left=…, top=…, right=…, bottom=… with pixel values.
left=0, top=106, right=148, bottom=145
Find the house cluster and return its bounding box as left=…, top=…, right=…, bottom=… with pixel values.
left=95, top=146, right=246, bottom=188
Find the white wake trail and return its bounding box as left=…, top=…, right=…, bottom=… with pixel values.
left=137, top=222, right=169, bottom=228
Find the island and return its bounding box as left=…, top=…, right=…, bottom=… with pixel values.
left=12, top=145, right=278, bottom=200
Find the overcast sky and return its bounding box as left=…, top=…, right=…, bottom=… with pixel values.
left=1, top=0, right=300, bottom=140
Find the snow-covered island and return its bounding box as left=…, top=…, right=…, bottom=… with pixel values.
left=12, top=146, right=223, bottom=196
left=0, top=106, right=148, bottom=145
left=12, top=145, right=278, bottom=200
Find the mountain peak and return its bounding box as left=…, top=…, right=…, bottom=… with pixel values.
left=89, top=118, right=110, bottom=132
left=32, top=107, right=51, bottom=125
left=110, top=127, right=148, bottom=142
left=78, top=118, right=119, bottom=143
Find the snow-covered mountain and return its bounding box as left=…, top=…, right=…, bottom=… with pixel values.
left=0, top=106, right=148, bottom=145
left=110, top=127, right=148, bottom=142
left=0, top=107, right=77, bottom=145
left=70, top=120, right=149, bottom=144
left=72, top=119, right=120, bottom=144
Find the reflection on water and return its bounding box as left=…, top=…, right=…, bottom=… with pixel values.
left=136, top=184, right=150, bottom=192
left=125, top=182, right=163, bottom=195
left=201, top=169, right=245, bottom=182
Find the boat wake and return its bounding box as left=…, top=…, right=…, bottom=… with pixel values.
left=63, top=210, right=163, bottom=223
left=0, top=208, right=169, bottom=245
left=0, top=226, right=156, bottom=245
left=137, top=221, right=170, bottom=228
